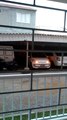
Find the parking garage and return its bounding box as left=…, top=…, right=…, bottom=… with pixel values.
left=0, top=40, right=67, bottom=70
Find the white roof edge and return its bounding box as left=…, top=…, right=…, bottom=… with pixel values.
left=1, top=31, right=67, bottom=37
left=0, top=2, right=36, bottom=11
left=35, top=31, right=67, bottom=36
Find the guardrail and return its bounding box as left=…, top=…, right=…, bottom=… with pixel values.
left=0, top=71, right=67, bottom=120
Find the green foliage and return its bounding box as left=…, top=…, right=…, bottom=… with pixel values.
left=0, top=108, right=67, bottom=120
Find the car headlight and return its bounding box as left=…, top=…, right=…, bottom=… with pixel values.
left=46, top=60, right=50, bottom=64
left=35, top=60, right=39, bottom=64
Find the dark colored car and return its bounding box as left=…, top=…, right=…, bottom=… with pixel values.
left=0, top=46, right=18, bottom=71
left=0, top=58, right=6, bottom=70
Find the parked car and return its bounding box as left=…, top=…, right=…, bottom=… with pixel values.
left=0, top=58, right=5, bottom=70
left=48, top=53, right=67, bottom=67
left=0, top=46, right=18, bottom=70
left=29, top=56, right=51, bottom=69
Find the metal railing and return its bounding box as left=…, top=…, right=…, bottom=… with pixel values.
left=0, top=0, right=67, bottom=120
left=0, top=72, right=67, bottom=119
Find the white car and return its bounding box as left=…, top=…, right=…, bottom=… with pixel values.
left=54, top=55, right=67, bottom=67
left=48, top=53, right=67, bottom=67
left=29, top=57, right=51, bottom=69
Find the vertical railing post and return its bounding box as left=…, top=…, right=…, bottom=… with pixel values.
left=64, top=11, right=66, bottom=32
left=28, top=72, right=33, bottom=120
left=32, top=29, right=34, bottom=50
left=58, top=88, right=61, bottom=105
left=30, top=71, right=33, bottom=91
left=33, top=0, right=35, bottom=6
left=24, top=41, right=29, bottom=70
left=61, top=52, right=63, bottom=70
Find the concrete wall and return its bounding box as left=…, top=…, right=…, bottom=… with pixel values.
left=0, top=6, right=36, bottom=33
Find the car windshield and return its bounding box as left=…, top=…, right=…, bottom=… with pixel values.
left=64, top=53, right=67, bottom=56
left=30, top=52, right=47, bottom=58
left=56, top=53, right=62, bottom=56
left=56, top=53, right=67, bottom=57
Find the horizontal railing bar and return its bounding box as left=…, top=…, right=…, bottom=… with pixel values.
left=0, top=71, right=67, bottom=78
left=33, top=71, right=67, bottom=76
left=0, top=86, right=66, bottom=95
left=0, top=49, right=67, bottom=53
left=0, top=103, right=67, bottom=115
left=0, top=49, right=66, bottom=53
left=0, top=25, right=66, bottom=33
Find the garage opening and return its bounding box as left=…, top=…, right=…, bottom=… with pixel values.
left=0, top=41, right=67, bottom=71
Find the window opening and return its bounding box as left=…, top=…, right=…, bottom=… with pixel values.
left=16, top=13, right=31, bottom=24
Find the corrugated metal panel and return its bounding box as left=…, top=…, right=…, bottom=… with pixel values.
left=1, top=31, right=67, bottom=37
left=0, top=33, right=67, bottom=43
